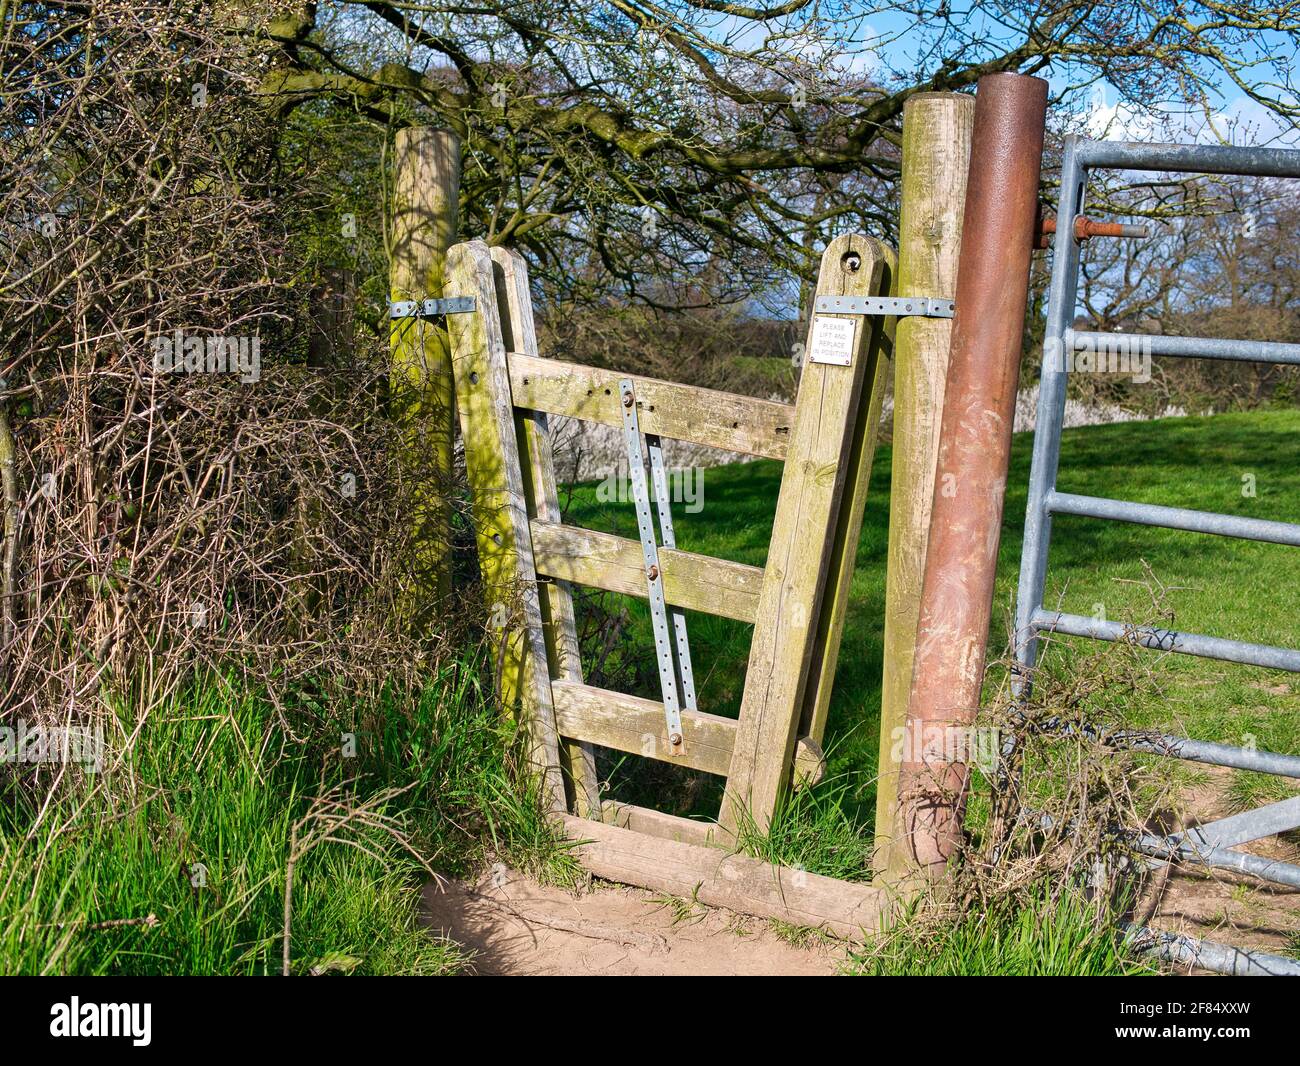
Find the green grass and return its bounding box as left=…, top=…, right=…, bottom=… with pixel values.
left=846, top=889, right=1156, bottom=976
left=563, top=409, right=1300, bottom=859
left=0, top=655, right=574, bottom=975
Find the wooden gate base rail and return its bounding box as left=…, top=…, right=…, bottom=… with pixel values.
left=598, top=800, right=719, bottom=846
left=556, top=814, right=890, bottom=940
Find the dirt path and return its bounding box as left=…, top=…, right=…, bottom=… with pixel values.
left=421, top=866, right=843, bottom=975
left=422, top=764, right=1300, bottom=975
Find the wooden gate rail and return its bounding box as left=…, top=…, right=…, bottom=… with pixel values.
left=529, top=520, right=763, bottom=623
left=551, top=678, right=827, bottom=784
left=445, top=235, right=895, bottom=935
left=507, top=352, right=795, bottom=460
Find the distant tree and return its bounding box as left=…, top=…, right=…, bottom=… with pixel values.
left=259, top=1, right=1300, bottom=310
left=1067, top=173, right=1299, bottom=412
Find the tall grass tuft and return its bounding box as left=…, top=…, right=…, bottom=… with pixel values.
left=0, top=653, right=570, bottom=974
left=847, top=889, right=1154, bottom=976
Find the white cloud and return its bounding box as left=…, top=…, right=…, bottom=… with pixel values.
left=1083, top=88, right=1298, bottom=148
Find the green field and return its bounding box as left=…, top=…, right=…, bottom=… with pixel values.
left=564, top=409, right=1300, bottom=837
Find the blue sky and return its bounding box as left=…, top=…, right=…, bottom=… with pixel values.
left=719, top=2, right=1299, bottom=147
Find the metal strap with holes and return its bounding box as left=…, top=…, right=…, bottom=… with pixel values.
left=813, top=295, right=954, bottom=318
left=388, top=296, right=477, bottom=318
left=619, top=379, right=687, bottom=756
left=647, top=434, right=698, bottom=716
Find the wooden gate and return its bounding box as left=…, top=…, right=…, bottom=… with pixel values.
left=441, top=234, right=896, bottom=934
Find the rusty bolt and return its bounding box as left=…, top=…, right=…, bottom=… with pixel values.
left=1035, top=215, right=1150, bottom=249
left=646, top=564, right=659, bottom=581
left=669, top=732, right=683, bottom=746
left=622, top=392, right=635, bottom=408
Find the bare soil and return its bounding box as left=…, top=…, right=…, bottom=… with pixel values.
left=421, top=866, right=843, bottom=976
left=422, top=767, right=1300, bottom=976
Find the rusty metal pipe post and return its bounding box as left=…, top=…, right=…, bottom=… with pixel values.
left=895, top=72, right=1048, bottom=881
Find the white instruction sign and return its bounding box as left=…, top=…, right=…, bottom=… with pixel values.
left=807, top=315, right=856, bottom=366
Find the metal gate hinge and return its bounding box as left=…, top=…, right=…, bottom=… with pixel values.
left=388, top=296, right=477, bottom=319
left=814, top=295, right=955, bottom=319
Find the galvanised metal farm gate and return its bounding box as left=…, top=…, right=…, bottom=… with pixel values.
left=1014, top=136, right=1300, bottom=976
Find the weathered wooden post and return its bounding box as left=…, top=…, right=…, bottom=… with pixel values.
left=873, top=93, right=975, bottom=882
left=896, top=72, right=1048, bottom=883
left=390, top=127, right=461, bottom=629
left=722, top=234, right=894, bottom=834
left=309, top=266, right=355, bottom=368
left=444, top=240, right=567, bottom=810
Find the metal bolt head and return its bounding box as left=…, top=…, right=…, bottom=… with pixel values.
left=669, top=732, right=682, bottom=746
left=622, top=393, right=635, bottom=408
left=646, top=564, right=659, bottom=581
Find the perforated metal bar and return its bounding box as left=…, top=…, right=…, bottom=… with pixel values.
left=646, top=435, right=698, bottom=715
left=388, top=296, right=477, bottom=318
left=620, top=380, right=686, bottom=756
left=812, top=294, right=954, bottom=318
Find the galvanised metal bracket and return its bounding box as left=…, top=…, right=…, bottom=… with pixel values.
left=388, top=296, right=477, bottom=319
left=814, top=295, right=955, bottom=319
left=619, top=378, right=691, bottom=758
left=647, top=433, right=699, bottom=721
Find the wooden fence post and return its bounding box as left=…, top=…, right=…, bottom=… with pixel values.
left=444, top=239, right=566, bottom=810
left=873, top=94, right=974, bottom=882
left=309, top=266, right=355, bottom=368
left=490, top=247, right=602, bottom=817
left=721, top=234, right=892, bottom=835
left=390, top=127, right=460, bottom=629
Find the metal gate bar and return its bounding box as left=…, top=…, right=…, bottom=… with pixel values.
left=1126, top=926, right=1300, bottom=977
left=1135, top=832, right=1300, bottom=890
left=1068, top=329, right=1300, bottom=365
left=1026, top=609, right=1300, bottom=672
left=1046, top=491, right=1300, bottom=546
left=1029, top=718, right=1300, bottom=777
left=1118, top=733, right=1300, bottom=778
left=1074, top=139, right=1300, bottom=175
left=1012, top=135, right=1300, bottom=975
